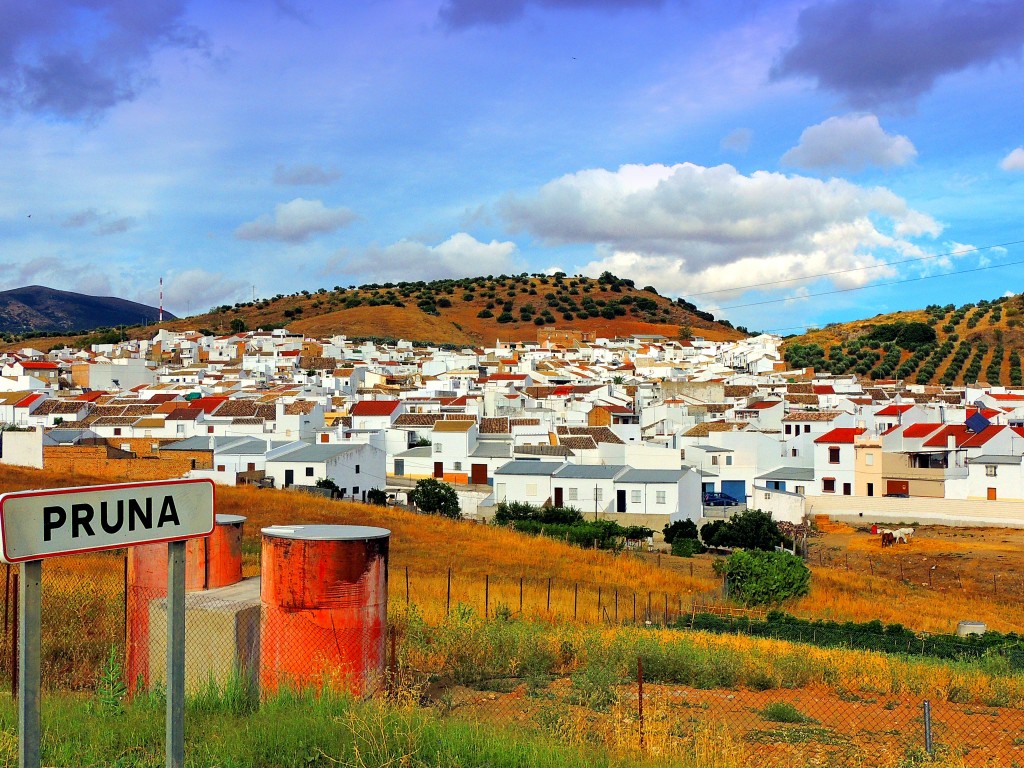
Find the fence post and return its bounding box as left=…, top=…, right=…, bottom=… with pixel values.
left=633, top=592, right=636, bottom=623
left=387, top=625, right=398, bottom=699
left=598, top=586, right=602, bottom=618
left=446, top=568, right=451, bottom=616
left=405, top=566, right=410, bottom=607
left=485, top=575, right=489, bottom=619
left=123, top=555, right=129, bottom=651
left=637, top=656, right=645, bottom=750
left=519, top=577, right=523, bottom=614
left=547, top=578, right=551, bottom=613
left=923, top=700, right=933, bottom=755
left=11, top=573, right=18, bottom=698
left=664, top=593, right=668, bottom=624
left=3, top=564, right=9, bottom=635
left=574, top=583, right=578, bottom=619
left=615, top=588, right=618, bottom=623
left=647, top=591, right=652, bottom=622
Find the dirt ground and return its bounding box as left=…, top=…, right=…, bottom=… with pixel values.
left=809, top=524, right=1024, bottom=599
left=441, top=678, right=1024, bottom=767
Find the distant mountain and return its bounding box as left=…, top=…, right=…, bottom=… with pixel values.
left=0, top=285, right=175, bottom=334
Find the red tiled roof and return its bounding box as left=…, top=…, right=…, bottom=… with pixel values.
left=187, top=396, right=229, bottom=414
left=967, top=407, right=1002, bottom=419
left=814, top=427, right=866, bottom=444
left=20, top=361, right=58, bottom=370
left=166, top=408, right=201, bottom=421
left=989, top=393, right=1024, bottom=401
left=902, top=423, right=942, bottom=438
left=15, top=393, right=45, bottom=408
left=922, top=424, right=1005, bottom=448
left=77, top=391, right=106, bottom=402
left=876, top=404, right=915, bottom=417
left=350, top=400, right=401, bottom=417
left=147, top=393, right=181, bottom=404
left=740, top=401, right=780, bottom=410
left=812, top=385, right=835, bottom=395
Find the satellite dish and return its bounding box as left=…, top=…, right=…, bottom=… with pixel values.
left=973, top=399, right=986, bottom=408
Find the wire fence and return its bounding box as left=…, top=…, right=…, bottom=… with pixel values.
left=2, top=555, right=1024, bottom=766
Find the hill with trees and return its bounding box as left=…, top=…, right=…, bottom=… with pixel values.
left=782, top=293, right=1024, bottom=387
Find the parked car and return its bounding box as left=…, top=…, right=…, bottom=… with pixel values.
left=702, top=491, right=741, bottom=506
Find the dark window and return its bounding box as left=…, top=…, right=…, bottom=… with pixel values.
left=305, top=467, right=314, bottom=477
left=355, top=464, right=360, bottom=474
left=843, top=482, right=851, bottom=496
left=784, top=424, right=792, bottom=435
left=828, top=446, right=840, bottom=464
left=822, top=477, right=835, bottom=493
left=352, top=486, right=359, bottom=496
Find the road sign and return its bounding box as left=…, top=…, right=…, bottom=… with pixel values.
left=0, top=478, right=215, bottom=563
left=3, top=479, right=215, bottom=768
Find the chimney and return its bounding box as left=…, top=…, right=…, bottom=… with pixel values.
left=947, top=434, right=956, bottom=450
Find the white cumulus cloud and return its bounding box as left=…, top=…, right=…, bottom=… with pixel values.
left=1000, top=147, right=1024, bottom=171
left=235, top=198, right=357, bottom=243
left=499, top=161, right=941, bottom=300
left=781, top=114, right=917, bottom=172
left=325, top=233, right=521, bottom=283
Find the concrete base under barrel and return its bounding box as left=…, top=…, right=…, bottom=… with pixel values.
left=146, top=577, right=261, bottom=694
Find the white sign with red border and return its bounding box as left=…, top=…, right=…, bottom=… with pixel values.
left=0, top=478, right=215, bottom=563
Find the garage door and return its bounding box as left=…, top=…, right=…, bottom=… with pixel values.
left=721, top=480, right=746, bottom=501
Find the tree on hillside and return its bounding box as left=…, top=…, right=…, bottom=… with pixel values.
left=409, top=478, right=461, bottom=518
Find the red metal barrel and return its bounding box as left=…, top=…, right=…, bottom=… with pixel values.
left=126, top=513, right=247, bottom=691
left=207, top=514, right=245, bottom=589
left=260, top=525, right=390, bottom=696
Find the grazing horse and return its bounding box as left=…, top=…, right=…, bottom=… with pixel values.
left=894, top=527, right=914, bottom=545
left=881, top=531, right=896, bottom=548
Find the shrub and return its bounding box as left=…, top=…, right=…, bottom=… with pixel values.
left=702, top=509, right=782, bottom=551
left=409, top=478, right=461, bottom=518
left=662, top=519, right=698, bottom=544
left=365, top=488, right=388, bottom=506
left=477, top=309, right=494, bottom=318
left=671, top=538, right=705, bottom=558
left=724, top=550, right=810, bottom=606
left=759, top=702, right=815, bottom=724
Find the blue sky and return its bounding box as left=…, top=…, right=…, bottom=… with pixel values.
left=1, top=0, right=1023, bottom=332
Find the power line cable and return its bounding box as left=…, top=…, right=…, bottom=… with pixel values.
left=710, top=256, right=1024, bottom=312
left=680, top=239, right=1024, bottom=299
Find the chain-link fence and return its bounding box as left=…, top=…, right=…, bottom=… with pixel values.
left=4, top=556, right=1024, bottom=767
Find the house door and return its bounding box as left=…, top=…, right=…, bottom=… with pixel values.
left=988, top=487, right=997, bottom=500
left=616, top=489, right=627, bottom=513
left=867, top=482, right=874, bottom=497
left=433, top=462, right=444, bottom=478
left=471, top=463, right=488, bottom=485
left=284, top=469, right=294, bottom=487
left=554, top=487, right=563, bottom=507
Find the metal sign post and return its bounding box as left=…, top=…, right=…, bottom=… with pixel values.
left=167, top=540, right=186, bottom=768
left=18, top=560, right=40, bottom=768
left=0, top=479, right=215, bottom=768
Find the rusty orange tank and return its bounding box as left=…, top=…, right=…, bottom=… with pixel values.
left=206, top=513, right=245, bottom=588
left=125, top=514, right=246, bottom=691
left=260, top=525, right=390, bottom=696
